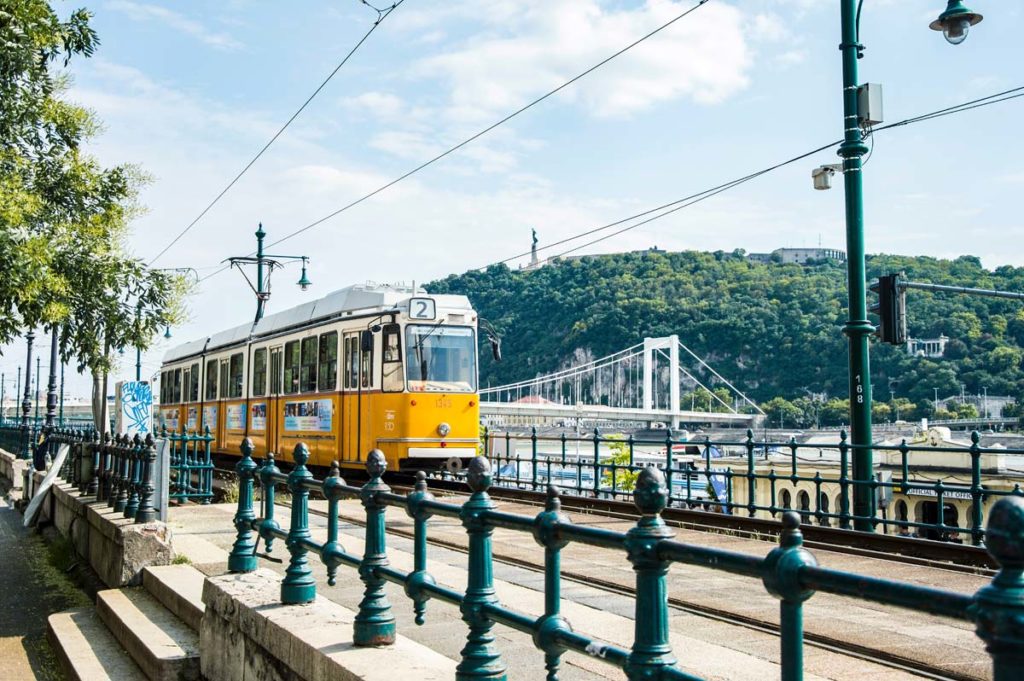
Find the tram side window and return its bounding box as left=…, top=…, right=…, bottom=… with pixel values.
left=361, top=334, right=373, bottom=388
left=229, top=353, right=244, bottom=399
left=219, top=360, right=229, bottom=399
left=206, top=360, right=218, bottom=400
left=189, top=363, right=200, bottom=402
left=252, top=349, right=267, bottom=397
left=382, top=324, right=402, bottom=392
left=344, top=336, right=358, bottom=390
left=318, top=332, right=337, bottom=391
left=160, top=372, right=167, bottom=403
left=284, top=341, right=300, bottom=395
left=270, top=349, right=282, bottom=394
left=300, top=337, right=318, bottom=393
left=172, top=368, right=182, bottom=403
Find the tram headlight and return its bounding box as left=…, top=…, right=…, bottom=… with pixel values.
left=437, top=422, right=451, bottom=437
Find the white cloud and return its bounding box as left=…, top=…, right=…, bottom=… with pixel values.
left=341, top=91, right=406, bottom=120
left=410, top=0, right=753, bottom=122
left=106, top=1, right=242, bottom=51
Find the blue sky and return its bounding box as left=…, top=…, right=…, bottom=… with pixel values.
left=2, top=0, right=1022, bottom=399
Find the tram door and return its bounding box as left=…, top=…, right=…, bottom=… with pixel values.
left=342, top=333, right=361, bottom=463
left=218, top=358, right=230, bottom=444
left=268, top=347, right=283, bottom=456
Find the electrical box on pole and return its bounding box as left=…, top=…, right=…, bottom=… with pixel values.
left=869, top=273, right=907, bottom=345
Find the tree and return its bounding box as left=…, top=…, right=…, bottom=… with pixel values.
left=1, top=2, right=187, bottom=425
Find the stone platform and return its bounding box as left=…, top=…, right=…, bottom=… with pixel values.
left=168, top=496, right=986, bottom=681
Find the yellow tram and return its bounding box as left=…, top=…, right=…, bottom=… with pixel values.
left=158, top=284, right=481, bottom=471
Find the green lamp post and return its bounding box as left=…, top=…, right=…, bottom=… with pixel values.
left=837, top=0, right=983, bottom=531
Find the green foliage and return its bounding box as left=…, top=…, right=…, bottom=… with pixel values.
left=0, top=1, right=187, bottom=371
left=600, top=434, right=638, bottom=492
left=430, top=251, right=1024, bottom=422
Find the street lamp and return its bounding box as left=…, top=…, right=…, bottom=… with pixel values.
left=930, top=1, right=983, bottom=45
left=226, top=224, right=313, bottom=323
left=834, top=1, right=984, bottom=531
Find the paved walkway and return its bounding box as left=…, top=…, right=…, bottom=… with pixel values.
left=170, top=500, right=953, bottom=681
left=0, top=480, right=90, bottom=680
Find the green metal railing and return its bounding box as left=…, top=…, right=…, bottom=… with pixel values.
left=483, top=427, right=1024, bottom=545
left=162, top=426, right=214, bottom=504
left=49, top=428, right=159, bottom=523
left=229, top=439, right=1024, bottom=681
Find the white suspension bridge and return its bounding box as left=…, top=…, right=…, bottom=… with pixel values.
left=479, top=336, right=765, bottom=429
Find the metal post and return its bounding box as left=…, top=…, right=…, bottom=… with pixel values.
left=45, top=327, right=58, bottom=429
left=59, top=362, right=64, bottom=425
left=322, top=461, right=348, bottom=587
left=1, top=372, right=5, bottom=425
left=281, top=443, right=316, bottom=604
left=762, top=512, right=817, bottom=681
left=15, top=367, right=21, bottom=426
left=34, top=355, right=40, bottom=422
left=624, top=467, right=676, bottom=680
left=354, top=450, right=396, bottom=646
left=124, top=434, right=142, bottom=519
left=86, top=430, right=100, bottom=497
left=114, top=435, right=130, bottom=513
left=457, top=457, right=507, bottom=680
left=839, top=0, right=875, bottom=531
left=228, top=438, right=258, bottom=572
left=21, top=330, right=34, bottom=459
left=258, top=452, right=282, bottom=554
left=533, top=487, right=571, bottom=681
left=134, top=435, right=157, bottom=523
left=405, top=471, right=436, bottom=625
left=135, top=346, right=142, bottom=382
left=972, top=496, right=1024, bottom=680
left=255, top=223, right=267, bottom=323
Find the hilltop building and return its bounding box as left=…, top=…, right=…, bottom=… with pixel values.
left=748, top=247, right=847, bottom=265
left=907, top=335, right=949, bottom=358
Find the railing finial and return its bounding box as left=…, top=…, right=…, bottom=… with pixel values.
left=467, top=456, right=492, bottom=494
left=633, top=466, right=668, bottom=517
left=355, top=449, right=396, bottom=646
left=229, top=437, right=259, bottom=573
left=281, top=442, right=316, bottom=604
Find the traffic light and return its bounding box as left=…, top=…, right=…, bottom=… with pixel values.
left=869, top=273, right=907, bottom=345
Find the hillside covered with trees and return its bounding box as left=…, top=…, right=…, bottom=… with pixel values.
left=428, top=250, right=1024, bottom=427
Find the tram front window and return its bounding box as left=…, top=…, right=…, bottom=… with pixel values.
left=406, top=325, right=477, bottom=392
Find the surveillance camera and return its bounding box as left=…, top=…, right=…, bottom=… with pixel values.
left=811, top=164, right=843, bottom=191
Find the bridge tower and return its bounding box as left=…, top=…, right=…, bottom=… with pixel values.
left=642, top=336, right=680, bottom=428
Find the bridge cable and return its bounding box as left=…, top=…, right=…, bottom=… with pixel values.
left=148, top=0, right=407, bottom=267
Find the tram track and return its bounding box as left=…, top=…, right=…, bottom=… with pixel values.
left=209, top=462, right=976, bottom=679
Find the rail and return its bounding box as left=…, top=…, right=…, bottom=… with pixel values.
left=482, top=427, right=1024, bottom=545
left=228, top=439, right=1024, bottom=681
left=160, top=426, right=215, bottom=504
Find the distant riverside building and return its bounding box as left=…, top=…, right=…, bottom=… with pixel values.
left=748, top=247, right=847, bottom=265
left=907, top=335, right=949, bottom=358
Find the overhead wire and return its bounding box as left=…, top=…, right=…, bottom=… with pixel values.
left=196, top=0, right=715, bottom=283
left=148, top=0, right=407, bottom=266
left=520, top=85, right=1024, bottom=265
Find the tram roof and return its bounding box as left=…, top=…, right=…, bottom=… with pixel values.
left=162, top=284, right=473, bottom=363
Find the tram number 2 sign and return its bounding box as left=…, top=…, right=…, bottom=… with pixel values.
left=409, top=297, right=436, bottom=320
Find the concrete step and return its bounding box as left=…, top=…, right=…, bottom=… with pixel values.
left=47, top=608, right=147, bottom=681
left=142, top=565, right=205, bottom=631
left=96, top=588, right=201, bottom=681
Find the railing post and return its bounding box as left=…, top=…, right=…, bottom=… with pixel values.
left=532, top=486, right=572, bottom=681
left=354, top=449, right=396, bottom=646
left=970, top=431, right=984, bottom=546
left=457, top=457, right=507, bottom=680
left=124, top=434, right=142, bottom=519
left=86, top=430, right=100, bottom=497
left=228, top=438, right=258, bottom=573
left=405, top=471, right=436, bottom=625
left=322, top=461, right=347, bottom=587
left=258, top=452, right=282, bottom=554
left=281, top=443, right=315, bottom=604
left=972, top=496, right=1024, bottom=680
left=745, top=429, right=756, bottom=518
left=114, top=435, right=130, bottom=512
left=838, top=429, right=851, bottom=530
left=762, top=512, right=817, bottom=681
left=202, top=425, right=214, bottom=502
left=100, top=433, right=112, bottom=502
left=623, top=466, right=676, bottom=680
left=134, top=435, right=157, bottom=523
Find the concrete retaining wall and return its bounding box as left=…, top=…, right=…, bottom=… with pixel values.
left=0, top=449, right=31, bottom=501
left=27, top=471, right=174, bottom=587
left=201, top=570, right=456, bottom=681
